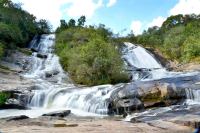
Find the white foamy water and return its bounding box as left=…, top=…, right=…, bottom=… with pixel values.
left=122, top=42, right=162, bottom=69
left=23, top=34, right=123, bottom=116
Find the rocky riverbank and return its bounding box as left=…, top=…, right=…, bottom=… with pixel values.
left=0, top=114, right=194, bottom=133
left=0, top=47, right=200, bottom=133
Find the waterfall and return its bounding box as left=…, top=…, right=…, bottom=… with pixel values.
left=24, top=35, right=198, bottom=116
left=185, top=88, right=200, bottom=104
left=122, top=42, right=168, bottom=80
left=24, top=34, right=67, bottom=83
left=122, top=42, right=162, bottom=69
left=25, top=34, right=125, bottom=115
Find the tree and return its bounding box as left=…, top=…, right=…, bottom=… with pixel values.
left=60, top=19, right=68, bottom=29
left=0, top=0, right=13, bottom=7
left=37, top=19, right=51, bottom=34
left=68, top=19, right=76, bottom=27
left=78, top=16, right=86, bottom=27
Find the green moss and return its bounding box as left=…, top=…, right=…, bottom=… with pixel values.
left=0, top=92, right=10, bottom=105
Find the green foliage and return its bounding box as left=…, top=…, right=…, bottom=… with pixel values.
left=125, top=14, right=200, bottom=63
left=0, top=92, right=10, bottom=105
left=183, top=36, right=200, bottom=62
left=0, top=42, right=4, bottom=58
left=78, top=16, right=86, bottom=27
left=0, top=22, right=23, bottom=48
left=163, top=26, right=185, bottom=60
left=0, top=0, right=51, bottom=50
left=56, top=26, right=129, bottom=86
left=68, top=19, right=76, bottom=27
left=37, top=19, right=51, bottom=34
left=56, top=16, right=86, bottom=33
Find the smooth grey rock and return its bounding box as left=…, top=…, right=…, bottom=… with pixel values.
left=42, top=110, right=71, bottom=117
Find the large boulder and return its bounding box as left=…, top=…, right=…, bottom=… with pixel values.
left=109, top=74, right=200, bottom=115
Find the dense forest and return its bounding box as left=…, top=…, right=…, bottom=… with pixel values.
left=123, top=14, right=200, bottom=63
left=0, top=0, right=50, bottom=58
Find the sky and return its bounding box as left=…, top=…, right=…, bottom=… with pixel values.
left=11, top=0, right=200, bottom=35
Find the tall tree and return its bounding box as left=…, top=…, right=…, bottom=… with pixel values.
left=68, top=19, right=76, bottom=27
left=78, top=16, right=86, bottom=27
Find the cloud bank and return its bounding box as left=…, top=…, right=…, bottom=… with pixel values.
left=12, top=0, right=117, bottom=29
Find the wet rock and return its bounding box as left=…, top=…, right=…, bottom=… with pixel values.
left=31, top=48, right=38, bottom=52
left=0, top=104, right=27, bottom=109
left=28, top=85, right=45, bottom=90
left=42, top=110, right=71, bottom=117
left=37, top=53, right=48, bottom=59
left=6, top=115, right=29, bottom=121
left=113, top=98, right=144, bottom=115
left=45, top=70, right=60, bottom=78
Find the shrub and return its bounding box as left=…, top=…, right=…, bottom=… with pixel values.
left=0, top=92, right=10, bottom=105
left=182, top=36, right=200, bottom=62
left=56, top=27, right=129, bottom=86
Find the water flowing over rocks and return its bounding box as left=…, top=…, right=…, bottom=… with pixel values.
left=1, top=34, right=200, bottom=132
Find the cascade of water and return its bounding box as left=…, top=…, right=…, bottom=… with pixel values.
left=24, top=35, right=199, bottom=116
left=122, top=42, right=162, bottom=69
left=185, top=88, right=200, bottom=103
left=25, top=34, right=125, bottom=115
left=24, top=34, right=66, bottom=83
left=122, top=42, right=168, bottom=80
left=29, top=84, right=123, bottom=114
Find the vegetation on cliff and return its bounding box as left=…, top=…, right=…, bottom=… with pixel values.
left=0, top=0, right=50, bottom=57
left=55, top=17, right=129, bottom=86
left=123, top=14, right=200, bottom=63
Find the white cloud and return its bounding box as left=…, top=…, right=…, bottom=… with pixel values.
left=147, top=16, right=166, bottom=28
left=66, top=0, right=103, bottom=19
left=11, top=0, right=103, bottom=29
left=106, top=0, right=117, bottom=7
left=170, top=0, right=200, bottom=15
left=130, top=21, right=142, bottom=35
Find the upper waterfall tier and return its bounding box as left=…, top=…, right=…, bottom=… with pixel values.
left=24, top=34, right=67, bottom=83
left=122, top=42, right=162, bottom=69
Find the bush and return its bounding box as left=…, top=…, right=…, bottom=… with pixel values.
left=0, top=92, right=10, bottom=105
left=182, top=36, right=200, bottom=62
left=56, top=27, right=129, bottom=86
left=0, top=23, right=23, bottom=48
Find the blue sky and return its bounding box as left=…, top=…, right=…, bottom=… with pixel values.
left=12, top=0, right=200, bottom=35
